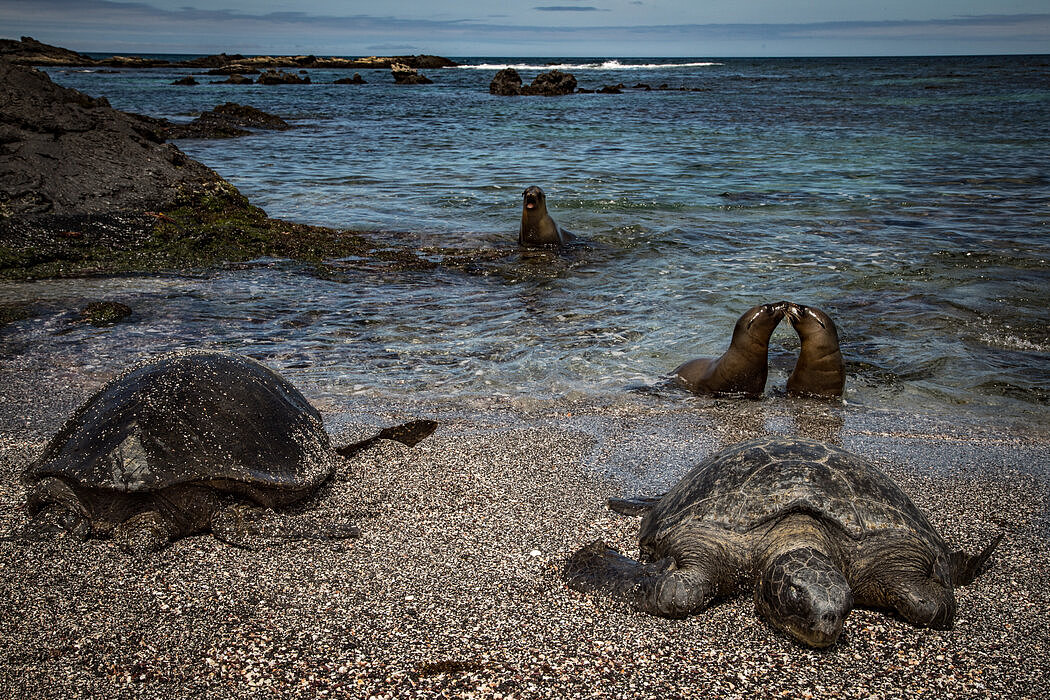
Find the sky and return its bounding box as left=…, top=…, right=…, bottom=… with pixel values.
left=1, top=0, right=1049, bottom=57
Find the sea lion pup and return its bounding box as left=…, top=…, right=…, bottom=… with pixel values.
left=672, top=302, right=786, bottom=398
left=519, top=185, right=570, bottom=247
left=786, top=303, right=846, bottom=398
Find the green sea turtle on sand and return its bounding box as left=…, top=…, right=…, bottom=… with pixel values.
left=18, top=351, right=436, bottom=554
left=565, top=437, right=1001, bottom=648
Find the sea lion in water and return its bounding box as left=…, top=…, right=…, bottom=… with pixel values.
left=672, top=302, right=786, bottom=398
left=786, top=303, right=845, bottom=398
left=519, top=186, right=570, bottom=247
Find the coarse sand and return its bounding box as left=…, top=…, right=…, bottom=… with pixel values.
left=1, top=360, right=1047, bottom=699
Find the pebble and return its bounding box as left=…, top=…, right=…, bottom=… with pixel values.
left=0, top=374, right=1047, bottom=698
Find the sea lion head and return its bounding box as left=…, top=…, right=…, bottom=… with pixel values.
left=522, top=186, right=547, bottom=213
left=735, top=302, right=787, bottom=344
left=786, top=303, right=838, bottom=342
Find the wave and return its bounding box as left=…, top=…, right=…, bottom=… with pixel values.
left=460, top=60, right=722, bottom=71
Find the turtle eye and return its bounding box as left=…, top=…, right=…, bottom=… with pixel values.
left=58, top=510, right=82, bottom=531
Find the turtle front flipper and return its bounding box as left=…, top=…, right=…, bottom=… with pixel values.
left=336, top=419, right=438, bottom=458
left=754, top=546, right=854, bottom=648
left=115, top=511, right=179, bottom=555
left=850, top=541, right=957, bottom=629
left=564, top=540, right=715, bottom=618
left=210, top=504, right=361, bottom=550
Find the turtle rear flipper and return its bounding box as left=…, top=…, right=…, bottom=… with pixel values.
left=607, top=494, right=664, bottom=516
left=950, top=532, right=1004, bottom=586
left=336, top=419, right=438, bottom=458
left=211, top=504, right=360, bottom=550
left=564, top=540, right=712, bottom=618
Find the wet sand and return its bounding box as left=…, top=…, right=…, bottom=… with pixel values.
left=1, top=361, right=1047, bottom=699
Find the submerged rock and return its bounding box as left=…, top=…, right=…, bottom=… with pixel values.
left=214, top=74, right=253, bottom=85
left=172, top=76, right=197, bottom=86
left=334, top=73, right=366, bottom=85
left=79, top=301, right=132, bottom=326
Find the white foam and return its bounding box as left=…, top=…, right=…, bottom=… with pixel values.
left=460, top=60, right=721, bottom=71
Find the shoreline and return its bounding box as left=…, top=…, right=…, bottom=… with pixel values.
left=0, top=364, right=1046, bottom=698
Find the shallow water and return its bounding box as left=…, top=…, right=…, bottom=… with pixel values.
left=3, top=55, right=1049, bottom=429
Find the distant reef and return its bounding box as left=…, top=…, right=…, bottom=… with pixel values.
left=0, top=36, right=457, bottom=70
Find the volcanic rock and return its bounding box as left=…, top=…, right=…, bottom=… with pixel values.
left=0, top=60, right=227, bottom=217
left=257, top=69, right=310, bottom=85
left=391, top=62, right=432, bottom=85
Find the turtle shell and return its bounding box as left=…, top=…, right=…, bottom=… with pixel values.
left=639, top=437, right=942, bottom=544
left=25, top=351, right=334, bottom=506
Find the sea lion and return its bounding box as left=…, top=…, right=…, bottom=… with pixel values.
left=672, top=302, right=786, bottom=398
left=519, top=186, right=570, bottom=247
left=786, top=303, right=845, bottom=398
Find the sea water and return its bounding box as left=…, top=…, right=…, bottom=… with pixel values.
left=4, top=55, right=1049, bottom=430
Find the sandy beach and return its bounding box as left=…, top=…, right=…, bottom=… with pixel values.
left=1, top=355, right=1046, bottom=699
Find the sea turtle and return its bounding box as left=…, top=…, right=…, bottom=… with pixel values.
left=19, top=350, right=436, bottom=555
left=564, top=437, right=1001, bottom=648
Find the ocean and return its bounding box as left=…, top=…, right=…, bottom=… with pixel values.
left=5, top=55, right=1049, bottom=432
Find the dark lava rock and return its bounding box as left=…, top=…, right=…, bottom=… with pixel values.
left=257, top=69, right=310, bottom=85
left=334, top=73, right=367, bottom=85
left=490, top=68, right=576, bottom=97
left=179, top=52, right=249, bottom=68
left=598, top=84, right=623, bottom=94
left=490, top=68, right=522, bottom=96
left=0, top=36, right=96, bottom=66
left=79, top=301, right=132, bottom=326
left=173, top=76, right=198, bottom=86
left=634, top=83, right=652, bottom=91
left=205, top=102, right=290, bottom=130
left=127, top=102, right=290, bottom=140
left=522, top=70, right=577, bottom=96
left=391, top=62, right=432, bottom=85
left=216, top=74, right=253, bottom=85
left=0, top=61, right=227, bottom=217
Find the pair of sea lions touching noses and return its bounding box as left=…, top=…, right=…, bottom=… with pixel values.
left=517, top=187, right=843, bottom=399
left=672, top=301, right=845, bottom=399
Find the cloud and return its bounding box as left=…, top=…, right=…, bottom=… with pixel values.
left=1, top=1, right=1047, bottom=55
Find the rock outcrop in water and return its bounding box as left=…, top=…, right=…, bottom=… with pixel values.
left=490, top=68, right=523, bottom=96
left=130, top=102, right=292, bottom=139
left=257, top=69, right=310, bottom=85
left=0, top=60, right=226, bottom=217
left=334, top=73, right=367, bottom=85
left=489, top=68, right=577, bottom=96
left=0, top=60, right=432, bottom=279
left=391, top=62, right=433, bottom=85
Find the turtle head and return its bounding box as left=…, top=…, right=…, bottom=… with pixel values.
left=23, top=477, right=92, bottom=542
left=755, top=547, right=854, bottom=648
